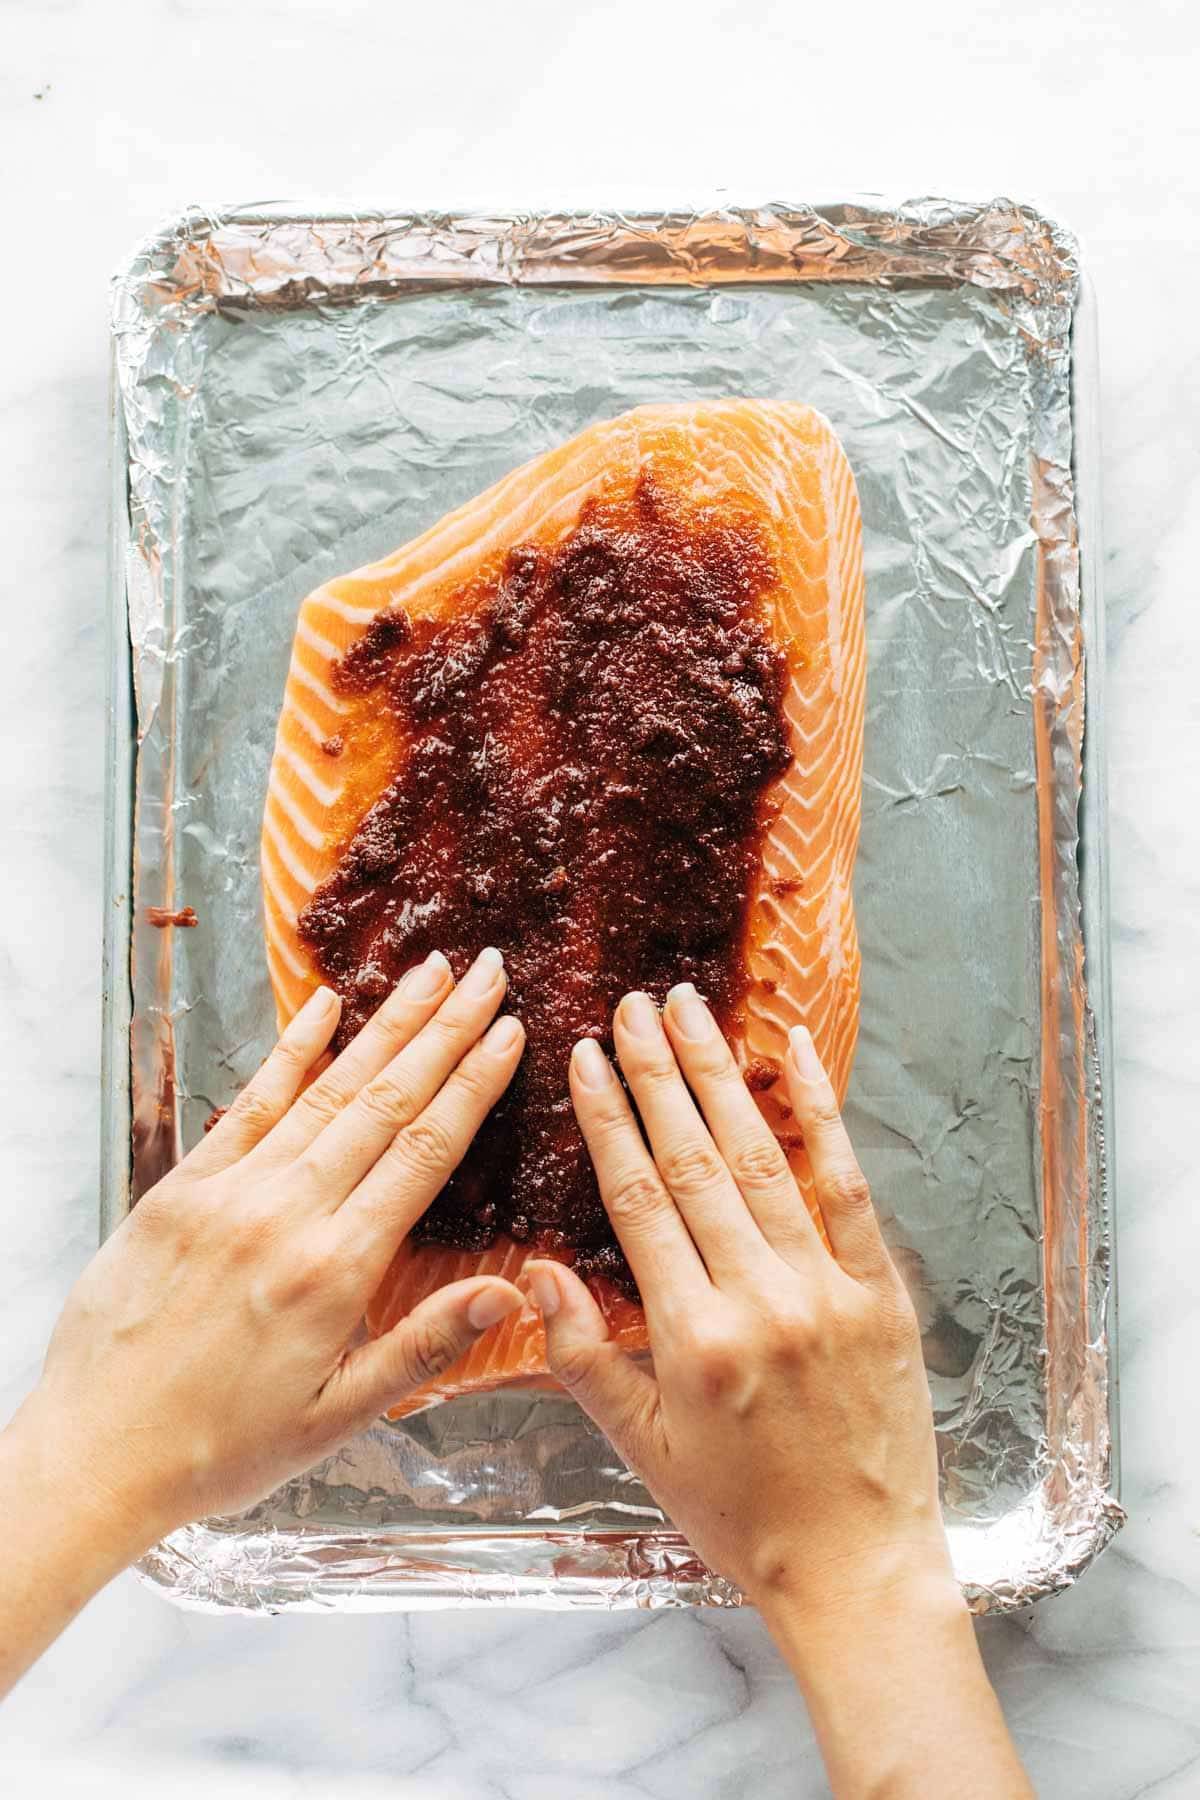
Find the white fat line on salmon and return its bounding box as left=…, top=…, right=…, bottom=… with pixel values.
left=783, top=682, right=839, bottom=733
left=287, top=657, right=347, bottom=717
left=773, top=759, right=859, bottom=824
left=819, top=474, right=849, bottom=697
left=759, top=811, right=843, bottom=865
left=339, top=454, right=612, bottom=613
left=261, top=878, right=302, bottom=941
left=266, top=929, right=311, bottom=984
left=262, top=813, right=319, bottom=899
left=268, top=778, right=326, bottom=850
left=785, top=705, right=859, bottom=763
left=744, top=420, right=804, bottom=516
left=387, top=1245, right=482, bottom=1310
left=818, top=882, right=851, bottom=979
left=752, top=951, right=827, bottom=1001
left=309, top=587, right=381, bottom=624
left=261, top=863, right=300, bottom=926
left=744, top=988, right=837, bottom=1036
left=779, top=746, right=843, bottom=798
left=296, top=615, right=346, bottom=664
left=751, top=930, right=827, bottom=983
left=744, top=996, right=838, bottom=1062
left=276, top=738, right=342, bottom=809
left=327, top=406, right=824, bottom=639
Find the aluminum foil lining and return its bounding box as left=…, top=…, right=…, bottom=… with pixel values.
left=107, top=199, right=1120, bottom=1612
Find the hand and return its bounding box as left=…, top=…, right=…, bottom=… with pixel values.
left=26, top=947, right=526, bottom=1547
left=526, top=984, right=944, bottom=1611
left=525, top=988, right=1031, bottom=1799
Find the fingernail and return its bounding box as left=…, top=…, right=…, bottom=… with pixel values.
left=667, top=982, right=713, bottom=1040
left=572, top=1038, right=613, bottom=1090
left=620, top=991, right=660, bottom=1039
left=789, top=1025, right=824, bottom=1081
left=467, top=1286, right=523, bottom=1331
left=484, top=1015, right=524, bottom=1056
left=400, top=950, right=450, bottom=1001
left=460, top=945, right=504, bottom=997
left=308, top=984, right=339, bottom=1016
left=527, top=1265, right=560, bottom=1318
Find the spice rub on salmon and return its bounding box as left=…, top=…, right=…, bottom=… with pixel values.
left=261, top=401, right=865, bottom=1413
left=298, top=472, right=792, bottom=1286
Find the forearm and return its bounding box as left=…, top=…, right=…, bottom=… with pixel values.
left=0, top=1393, right=157, bottom=1700
left=761, top=1558, right=1032, bottom=1799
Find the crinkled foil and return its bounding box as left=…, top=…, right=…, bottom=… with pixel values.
left=105, top=199, right=1120, bottom=1612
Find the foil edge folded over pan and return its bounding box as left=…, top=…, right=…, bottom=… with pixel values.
left=105, top=197, right=1119, bottom=1612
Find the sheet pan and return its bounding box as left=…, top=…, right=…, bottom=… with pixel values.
left=103, top=199, right=1120, bottom=1611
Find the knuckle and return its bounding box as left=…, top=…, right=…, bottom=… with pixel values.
left=374, top=993, right=425, bottom=1042
left=360, top=1072, right=419, bottom=1128
left=589, top=1098, right=638, bottom=1143
left=607, top=1169, right=669, bottom=1230
left=280, top=1250, right=327, bottom=1302
left=228, top=1086, right=280, bottom=1137
left=425, top=1011, right=468, bottom=1051
left=659, top=1141, right=726, bottom=1198
left=763, top=1302, right=818, bottom=1362
left=729, top=1135, right=790, bottom=1191
left=806, top=1096, right=844, bottom=1133
left=296, top=1080, right=350, bottom=1129
left=448, top=1054, right=493, bottom=1106
left=635, top=1056, right=681, bottom=1092
left=400, top=1317, right=462, bottom=1386
left=228, top=1207, right=271, bottom=1257
left=289, top=1150, right=332, bottom=1205
left=394, top=1113, right=457, bottom=1176
left=824, top=1166, right=873, bottom=1214
left=684, top=1320, right=740, bottom=1384
left=694, top=1346, right=739, bottom=1400
left=272, top=1032, right=312, bottom=1075
left=252, top=1232, right=329, bottom=1307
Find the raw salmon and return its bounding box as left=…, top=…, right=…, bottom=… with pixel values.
left=261, top=400, right=865, bottom=1414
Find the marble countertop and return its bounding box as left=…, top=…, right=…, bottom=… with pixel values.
left=3, top=1, right=1199, bottom=1792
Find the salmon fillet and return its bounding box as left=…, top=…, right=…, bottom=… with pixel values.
left=261, top=400, right=865, bottom=1415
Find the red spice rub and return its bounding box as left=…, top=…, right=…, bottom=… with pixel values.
left=297, top=475, right=793, bottom=1286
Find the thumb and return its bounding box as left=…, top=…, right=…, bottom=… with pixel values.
left=526, top=1261, right=660, bottom=1468
left=322, top=1277, right=524, bottom=1427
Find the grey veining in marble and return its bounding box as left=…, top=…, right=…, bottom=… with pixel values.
left=2, top=0, right=1199, bottom=1793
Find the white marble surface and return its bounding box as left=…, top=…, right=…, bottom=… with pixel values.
left=2, top=1, right=1199, bottom=1792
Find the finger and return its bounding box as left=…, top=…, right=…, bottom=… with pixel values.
left=185, top=986, right=342, bottom=1174
left=257, top=950, right=454, bottom=1164
left=526, top=1260, right=660, bottom=1466
left=337, top=1014, right=526, bottom=1272
left=662, top=984, right=823, bottom=1265
left=786, top=1026, right=890, bottom=1283
left=569, top=1036, right=709, bottom=1315
left=319, top=1277, right=525, bottom=1429
left=612, top=992, right=770, bottom=1279
left=302, top=946, right=508, bottom=1206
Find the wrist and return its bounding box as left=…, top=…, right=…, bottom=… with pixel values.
left=0, top=1391, right=166, bottom=1700
left=751, top=1520, right=957, bottom=1602
left=3, top=1388, right=166, bottom=1581
left=757, top=1544, right=1032, bottom=1799
left=756, top=1537, right=967, bottom=1680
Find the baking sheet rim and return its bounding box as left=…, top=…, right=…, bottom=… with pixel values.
left=100, top=203, right=1120, bottom=1612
